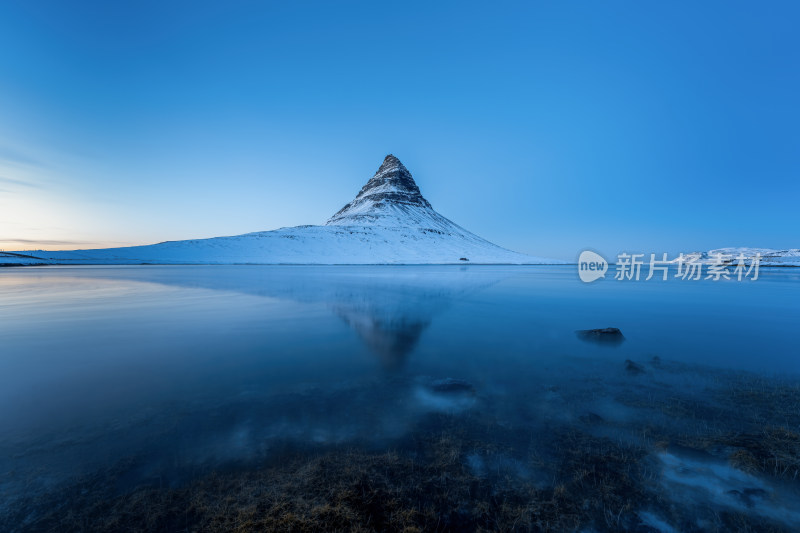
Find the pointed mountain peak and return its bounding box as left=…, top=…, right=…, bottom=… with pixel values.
left=326, top=154, right=432, bottom=225
left=370, top=154, right=414, bottom=190
left=377, top=154, right=405, bottom=171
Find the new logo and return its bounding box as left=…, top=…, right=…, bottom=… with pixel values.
left=578, top=250, right=608, bottom=283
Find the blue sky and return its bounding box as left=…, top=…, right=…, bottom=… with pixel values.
left=0, top=1, right=798, bottom=260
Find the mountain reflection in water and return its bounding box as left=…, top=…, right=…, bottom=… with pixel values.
left=64, top=265, right=510, bottom=370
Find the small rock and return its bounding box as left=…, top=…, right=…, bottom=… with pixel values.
left=430, top=378, right=475, bottom=394
left=575, top=327, right=625, bottom=345
left=579, top=412, right=604, bottom=424
left=726, top=488, right=768, bottom=508
left=625, top=359, right=645, bottom=375
left=667, top=443, right=717, bottom=462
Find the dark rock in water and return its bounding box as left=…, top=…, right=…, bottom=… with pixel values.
left=575, top=327, right=625, bottom=345
left=726, top=488, right=768, bottom=508
left=579, top=412, right=604, bottom=424
left=430, top=378, right=475, bottom=394
left=624, top=359, right=645, bottom=375
left=667, top=443, right=718, bottom=462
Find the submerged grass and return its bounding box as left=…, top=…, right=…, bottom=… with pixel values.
left=726, top=428, right=800, bottom=480
left=4, top=361, right=800, bottom=532
left=8, top=432, right=650, bottom=532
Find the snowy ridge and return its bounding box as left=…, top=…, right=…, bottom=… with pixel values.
left=327, top=154, right=432, bottom=226
left=4, top=155, right=557, bottom=265
left=678, top=248, right=800, bottom=266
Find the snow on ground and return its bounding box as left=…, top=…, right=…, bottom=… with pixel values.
left=677, top=248, right=800, bottom=266
left=2, top=155, right=561, bottom=266
left=1, top=224, right=555, bottom=265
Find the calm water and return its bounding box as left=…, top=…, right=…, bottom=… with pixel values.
left=1, top=265, right=799, bottom=531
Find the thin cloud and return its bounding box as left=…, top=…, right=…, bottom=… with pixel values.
left=0, top=238, right=123, bottom=246
left=0, top=176, right=41, bottom=188
left=0, top=145, right=43, bottom=167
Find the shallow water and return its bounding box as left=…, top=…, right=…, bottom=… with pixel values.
left=1, top=265, right=799, bottom=531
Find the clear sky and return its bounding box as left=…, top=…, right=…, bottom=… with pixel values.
left=0, top=1, right=797, bottom=260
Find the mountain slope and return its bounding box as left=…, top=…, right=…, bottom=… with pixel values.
left=677, top=247, right=800, bottom=266
left=5, top=155, right=555, bottom=265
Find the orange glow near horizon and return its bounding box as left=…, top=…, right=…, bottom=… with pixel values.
left=0, top=240, right=138, bottom=252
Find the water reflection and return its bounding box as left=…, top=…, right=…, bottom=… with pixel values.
left=3, top=266, right=800, bottom=531
left=69, top=266, right=514, bottom=369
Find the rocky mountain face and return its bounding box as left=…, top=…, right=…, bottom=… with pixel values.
left=327, top=155, right=432, bottom=225
left=324, top=154, right=489, bottom=242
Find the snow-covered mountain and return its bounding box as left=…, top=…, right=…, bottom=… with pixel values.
left=677, top=247, right=800, bottom=266
left=3, top=155, right=555, bottom=265
left=327, top=154, right=435, bottom=227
